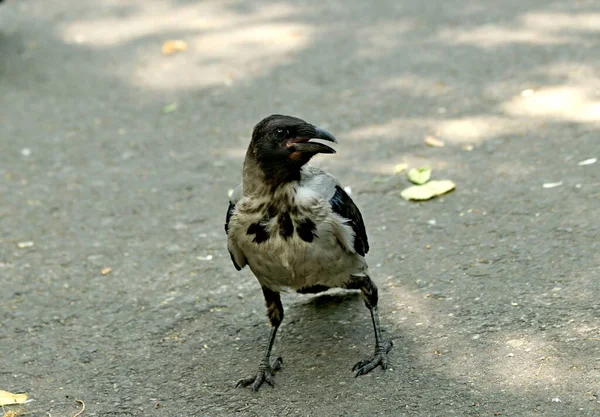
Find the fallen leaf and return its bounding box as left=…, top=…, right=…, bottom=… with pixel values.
left=162, top=102, right=178, bottom=114
left=408, top=167, right=432, bottom=185
left=162, top=40, right=188, bottom=55
left=577, top=157, right=597, bottom=166
left=401, top=180, right=456, bottom=201
left=4, top=408, right=26, bottom=417
left=101, top=267, right=112, bottom=275
left=424, top=135, right=444, bottom=148
left=0, top=390, right=28, bottom=406
left=542, top=182, right=562, bottom=189
left=394, top=163, right=408, bottom=174
left=17, top=241, right=34, bottom=249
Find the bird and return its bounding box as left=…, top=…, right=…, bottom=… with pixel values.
left=225, top=114, right=392, bottom=391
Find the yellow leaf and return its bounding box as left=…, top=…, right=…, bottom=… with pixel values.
left=162, top=40, right=188, bottom=55
left=394, top=163, right=408, bottom=174
left=408, top=167, right=432, bottom=185
left=401, top=180, right=456, bottom=201
left=0, top=390, right=28, bottom=406
left=424, top=135, right=444, bottom=148
left=101, top=267, right=112, bottom=275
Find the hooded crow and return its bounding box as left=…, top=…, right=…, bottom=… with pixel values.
left=225, top=114, right=392, bottom=391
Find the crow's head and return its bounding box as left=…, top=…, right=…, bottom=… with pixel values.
left=248, top=114, right=337, bottom=183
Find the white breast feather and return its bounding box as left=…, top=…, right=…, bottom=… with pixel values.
left=228, top=181, right=367, bottom=291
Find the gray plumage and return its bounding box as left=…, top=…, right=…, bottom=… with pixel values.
left=225, top=114, right=392, bottom=391
left=227, top=166, right=368, bottom=292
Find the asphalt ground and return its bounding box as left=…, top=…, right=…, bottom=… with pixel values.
left=1, top=1, right=599, bottom=416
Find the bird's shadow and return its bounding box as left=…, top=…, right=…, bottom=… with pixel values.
left=284, top=289, right=365, bottom=333
left=293, top=289, right=362, bottom=310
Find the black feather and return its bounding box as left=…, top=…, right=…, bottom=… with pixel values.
left=278, top=212, right=294, bottom=239
left=229, top=251, right=242, bottom=271
left=225, top=201, right=235, bottom=234
left=297, top=217, right=317, bottom=243
left=247, top=222, right=270, bottom=244
left=225, top=201, right=242, bottom=270
left=296, top=284, right=330, bottom=294
left=329, top=185, right=369, bottom=256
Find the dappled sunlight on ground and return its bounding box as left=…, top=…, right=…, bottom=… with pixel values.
left=61, top=1, right=300, bottom=45
left=341, top=115, right=522, bottom=148
left=438, top=11, right=600, bottom=48
left=501, top=63, right=600, bottom=124
left=2, top=0, right=599, bottom=415
left=504, top=86, right=600, bottom=123
left=434, top=116, right=527, bottom=144
left=342, top=118, right=429, bottom=141
left=133, top=22, right=311, bottom=90
left=523, top=12, right=600, bottom=34
left=355, top=19, right=419, bottom=58
left=384, top=282, right=597, bottom=401
left=59, top=0, right=312, bottom=90
left=213, top=146, right=247, bottom=161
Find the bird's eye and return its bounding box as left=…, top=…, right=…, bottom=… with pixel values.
left=276, top=128, right=287, bottom=138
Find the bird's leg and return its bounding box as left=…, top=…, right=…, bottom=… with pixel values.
left=236, top=286, right=284, bottom=391
left=344, top=275, right=393, bottom=377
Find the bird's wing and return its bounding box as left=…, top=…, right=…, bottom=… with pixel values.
left=301, top=167, right=369, bottom=256
left=225, top=184, right=247, bottom=271
left=224, top=184, right=243, bottom=234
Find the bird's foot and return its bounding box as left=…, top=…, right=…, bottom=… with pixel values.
left=236, top=356, right=283, bottom=391
left=353, top=339, right=393, bottom=377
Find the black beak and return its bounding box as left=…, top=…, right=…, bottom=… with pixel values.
left=290, top=125, right=338, bottom=155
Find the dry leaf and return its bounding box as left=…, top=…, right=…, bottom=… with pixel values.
left=424, top=135, right=444, bottom=148
left=578, top=157, right=597, bottom=166
left=0, top=390, right=28, bottom=406
left=4, top=408, right=25, bottom=417
left=408, top=167, right=432, bottom=185
left=401, top=180, right=456, bottom=201
left=542, top=182, right=562, bottom=189
left=394, top=163, right=408, bottom=174
left=101, top=267, right=112, bottom=275
left=162, top=40, right=188, bottom=55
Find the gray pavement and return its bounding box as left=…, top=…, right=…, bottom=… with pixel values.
left=1, top=0, right=599, bottom=416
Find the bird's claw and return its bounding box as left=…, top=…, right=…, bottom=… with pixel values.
left=236, top=356, right=283, bottom=391
left=353, top=339, right=393, bottom=377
